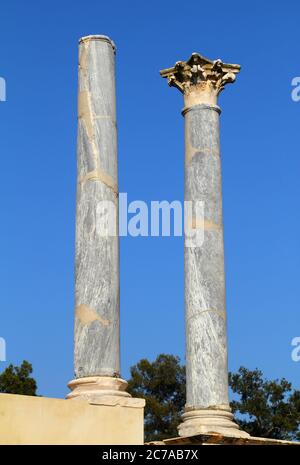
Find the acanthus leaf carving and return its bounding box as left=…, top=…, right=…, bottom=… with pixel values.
left=160, top=53, right=240, bottom=97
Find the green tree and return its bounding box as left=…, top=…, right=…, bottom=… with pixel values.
left=127, top=354, right=186, bottom=442
left=229, top=366, right=300, bottom=440
left=128, top=354, right=300, bottom=441
left=0, top=360, right=37, bottom=396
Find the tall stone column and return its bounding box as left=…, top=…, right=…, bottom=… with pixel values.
left=161, top=53, right=249, bottom=438
left=67, top=35, right=129, bottom=403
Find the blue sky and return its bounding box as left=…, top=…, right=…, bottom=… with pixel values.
left=0, top=0, right=299, bottom=398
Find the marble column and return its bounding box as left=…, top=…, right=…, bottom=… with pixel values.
left=67, top=35, right=129, bottom=403
left=161, top=53, right=249, bottom=438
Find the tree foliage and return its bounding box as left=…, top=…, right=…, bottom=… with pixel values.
left=127, top=354, right=186, bottom=442
left=229, top=366, right=300, bottom=440
left=0, top=360, right=37, bottom=396
left=128, top=354, right=300, bottom=442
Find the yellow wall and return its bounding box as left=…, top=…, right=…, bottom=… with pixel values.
left=0, top=393, right=144, bottom=445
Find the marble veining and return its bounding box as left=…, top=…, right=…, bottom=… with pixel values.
left=75, top=36, right=120, bottom=379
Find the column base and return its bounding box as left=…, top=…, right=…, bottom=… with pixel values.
left=67, top=376, right=135, bottom=406
left=178, top=405, right=250, bottom=439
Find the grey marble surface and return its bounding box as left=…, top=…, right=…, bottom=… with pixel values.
left=184, top=104, right=229, bottom=408
left=74, top=36, right=120, bottom=379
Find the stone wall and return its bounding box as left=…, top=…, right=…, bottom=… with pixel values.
left=0, top=393, right=144, bottom=445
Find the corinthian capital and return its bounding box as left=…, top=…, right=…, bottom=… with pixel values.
left=160, top=53, right=240, bottom=107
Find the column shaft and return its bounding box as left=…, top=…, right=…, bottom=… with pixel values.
left=184, top=104, right=229, bottom=409
left=74, top=35, right=119, bottom=379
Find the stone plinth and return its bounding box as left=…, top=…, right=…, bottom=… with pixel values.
left=0, top=393, right=145, bottom=445
left=148, top=432, right=300, bottom=446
